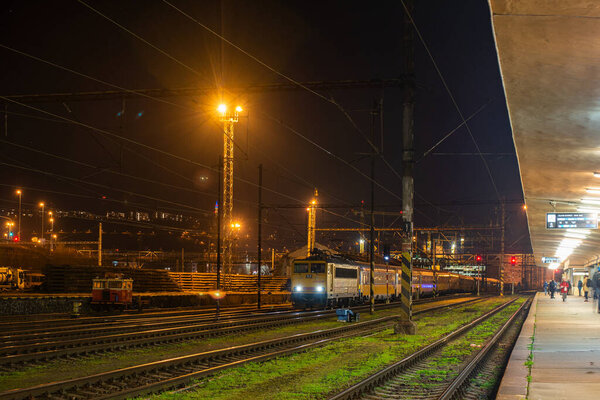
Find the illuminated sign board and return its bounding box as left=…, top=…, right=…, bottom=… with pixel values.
left=444, top=265, right=485, bottom=277
left=541, top=257, right=560, bottom=264
left=546, top=212, right=597, bottom=229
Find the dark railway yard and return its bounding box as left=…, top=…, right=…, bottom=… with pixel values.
left=0, top=294, right=530, bottom=400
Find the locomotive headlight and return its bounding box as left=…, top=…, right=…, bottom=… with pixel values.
left=294, top=285, right=303, bottom=292
left=316, top=286, right=324, bottom=292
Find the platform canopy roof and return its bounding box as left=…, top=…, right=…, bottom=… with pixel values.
left=489, top=1, right=600, bottom=269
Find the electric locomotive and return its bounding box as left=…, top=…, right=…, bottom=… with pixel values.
left=91, top=273, right=133, bottom=311
left=291, top=253, right=397, bottom=308
left=291, top=252, right=501, bottom=308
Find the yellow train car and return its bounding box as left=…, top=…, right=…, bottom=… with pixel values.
left=291, top=253, right=503, bottom=308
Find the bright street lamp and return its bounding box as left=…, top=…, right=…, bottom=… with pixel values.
left=15, top=189, right=22, bottom=240
left=39, top=202, right=45, bottom=243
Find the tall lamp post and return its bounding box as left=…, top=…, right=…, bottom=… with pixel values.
left=15, top=189, right=21, bottom=241
left=39, top=202, right=45, bottom=244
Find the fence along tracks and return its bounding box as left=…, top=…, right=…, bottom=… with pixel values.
left=0, top=296, right=482, bottom=367
left=329, top=296, right=531, bottom=400
left=0, top=297, right=483, bottom=400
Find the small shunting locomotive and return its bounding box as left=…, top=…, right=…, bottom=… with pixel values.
left=91, top=273, right=133, bottom=311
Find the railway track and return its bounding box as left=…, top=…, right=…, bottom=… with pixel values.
left=0, top=297, right=487, bottom=400
left=329, top=296, right=531, bottom=400
left=0, top=293, right=467, bottom=335
left=0, top=303, right=293, bottom=334
left=0, top=296, right=482, bottom=367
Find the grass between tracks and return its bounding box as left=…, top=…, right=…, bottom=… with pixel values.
left=0, top=296, right=473, bottom=392
left=144, top=296, right=521, bottom=400
left=398, top=298, right=525, bottom=393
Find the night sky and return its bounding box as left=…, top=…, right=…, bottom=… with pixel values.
left=0, top=1, right=530, bottom=253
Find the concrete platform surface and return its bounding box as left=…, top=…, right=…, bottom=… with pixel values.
left=497, top=292, right=600, bottom=400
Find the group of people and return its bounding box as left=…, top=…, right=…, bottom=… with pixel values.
left=543, top=266, right=600, bottom=311
left=543, top=279, right=570, bottom=301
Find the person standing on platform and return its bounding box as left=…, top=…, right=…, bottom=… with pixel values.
left=593, top=267, right=600, bottom=312
left=560, top=279, right=569, bottom=302
left=583, top=276, right=590, bottom=302
left=549, top=279, right=556, bottom=299
left=543, top=280, right=548, bottom=296
left=577, top=279, right=583, bottom=296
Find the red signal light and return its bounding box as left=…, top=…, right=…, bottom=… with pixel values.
left=475, top=255, right=482, bottom=262
left=510, top=256, right=517, bottom=265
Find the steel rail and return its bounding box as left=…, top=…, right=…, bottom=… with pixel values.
left=0, top=296, right=483, bottom=366
left=328, top=297, right=522, bottom=400
left=1, top=294, right=448, bottom=339
left=0, top=304, right=292, bottom=333
left=0, top=292, right=468, bottom=334
left=0, top=297, right=486, bottom=399
left=0, top=307, right=336, bottom=344
left=437, top=297, right=532, bottom=400
left=0, top=316, right=399, bottom=400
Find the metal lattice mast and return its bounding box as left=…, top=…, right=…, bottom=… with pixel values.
left=307, top=189, right=318, bottom=256
left=218, top=105, right=240, bottom=281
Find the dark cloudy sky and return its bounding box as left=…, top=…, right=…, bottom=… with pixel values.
left=0, top=0, right=530, bottom=252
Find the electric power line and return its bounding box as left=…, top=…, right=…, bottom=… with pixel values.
left=400, top=0, right=502, bottom=201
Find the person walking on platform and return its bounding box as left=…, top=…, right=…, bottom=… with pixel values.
left=543, top=280, right=548, bottom=296
left=560, top=279, right=569, bottom=302
left=577, top=279, right=583, bottom=296
left=583, top=276, right=590, bottom=302
left=549, top=279, right=556, bottom=299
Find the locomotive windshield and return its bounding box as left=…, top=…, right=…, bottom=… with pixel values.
left=311, top=263, right=326, bottom=273
left=294, top=263, right=309, bottom=273
left=109, top=280, right=123, bottom=289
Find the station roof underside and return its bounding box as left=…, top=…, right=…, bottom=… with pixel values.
left=490, top=1, right=600, bottom=268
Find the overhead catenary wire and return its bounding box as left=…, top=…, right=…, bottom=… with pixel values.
left=161, top=0, right=411, bottom=192
left=6, top=4, right=446, bottom=229
left=0, top=138, right=260, bottom=207
left=1, top=15, right=410, bottom=211
left=0, top=43, right=190, bottom=111
left=77, top=0, right=407, bottom=204
left=159, top=1, right=458, bottom=223
left=0, top=45, right=355, bottom=209
left=399, top=0, right=501, bottom=201
left=418, top=98, right=494, bottom=161
left=1, top=161, right=215, bottom=215
left=2, top=112, right=373, bottom=230
left=0, top=95, right=309, bottom=206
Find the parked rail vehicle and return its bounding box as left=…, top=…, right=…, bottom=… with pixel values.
left=291, top=254, right=500, bottom=308
left=91, top=273, right=133, bottom=311
left=0, top=267, right=44, bottom=291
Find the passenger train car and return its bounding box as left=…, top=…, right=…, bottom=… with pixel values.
left=291, top=253, right=500, bottom=308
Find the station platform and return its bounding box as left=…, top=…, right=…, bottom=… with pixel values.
left=497, top=292, right=600, bottom=400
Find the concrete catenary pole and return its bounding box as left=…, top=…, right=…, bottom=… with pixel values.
left=399, top=0, right=415, bottom=332
left=257, top=164, right=263, bottom=309
left=369, top=149, right=375, bottom=315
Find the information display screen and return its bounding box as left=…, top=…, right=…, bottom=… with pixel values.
left=541, top=256, right=560, bottom=264
left=546, top=212, right=598, bottom=229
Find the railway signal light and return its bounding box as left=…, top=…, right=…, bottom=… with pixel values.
left=511, top=256, right=517, bottom=265
left=475, top=254, right=483, bottom=263
left=383, top=244, right=390, bottom=261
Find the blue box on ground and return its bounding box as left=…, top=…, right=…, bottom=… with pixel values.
left=336, top=308, right=359, bottom=322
